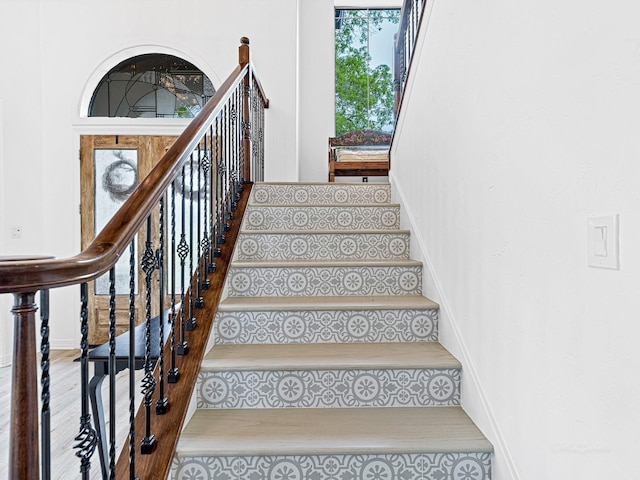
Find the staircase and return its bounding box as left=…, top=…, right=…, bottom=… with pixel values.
left=170, top=182, right=492, bottom=479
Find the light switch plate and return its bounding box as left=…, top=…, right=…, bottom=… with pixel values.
left=587, top=215, right=619, bottom=269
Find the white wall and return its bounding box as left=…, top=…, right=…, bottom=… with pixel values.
left=0, top=97, right=10, bottom=367
left=297, top=0, right=335, bottom=182
left=0, top=0, right=299, bottom=352
left=0, top=1, right=45, bottom=363
left=391, top=0, right=640, bottom=478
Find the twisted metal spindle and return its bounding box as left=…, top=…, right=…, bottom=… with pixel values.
left=169, top=182, right=179, bottom=381
left=177, top=163, right=189, bottom=356
left=128, top=241, right=138, bottom=479
left=108, top=267, right=117, bottom=479
left=230, top=89, right=239, bottom=208
left=195, top=145, right=205, bottom=309
left=156, top=196, right=168, bottom=413
left=208, top=121, right=219, bottom=272
left=74, top=283, right=97, bottom=478
left=223, top=104, right=232, bottom=232
left=242, top=84, right=252, bottom=184
left=40, top=289, right=51, bottom=480
left=186, top=154, right=197, bottom=331
left=215, top=115, right=225, bottom=253
left=201, top=132, right=213, bottom=286
left=140, top=217, right=157, bottom=454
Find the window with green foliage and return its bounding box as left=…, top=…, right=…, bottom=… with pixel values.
left=335, top=8, right=400, bottom=136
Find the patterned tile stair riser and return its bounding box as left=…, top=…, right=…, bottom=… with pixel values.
left=250, top=182, right=392, bottom=205
left=214, top=308, right=439, bottom=345
left=242, top=204, right=401, bottom=231
left=171, top=452, right=492, bottom=480
left=234, top=231, right=411, bottom=261
left=196, top=368, right=461, bottom=409
left=226, top=264, right=423, bottom=297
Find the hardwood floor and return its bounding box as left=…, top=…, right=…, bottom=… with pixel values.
left=0, top=350, right=144, bottom=480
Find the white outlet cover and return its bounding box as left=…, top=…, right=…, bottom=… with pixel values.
left=587, top=215, right=619, bottom=269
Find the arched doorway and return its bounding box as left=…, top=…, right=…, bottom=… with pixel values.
left=81, top=52, right=214, bottom=343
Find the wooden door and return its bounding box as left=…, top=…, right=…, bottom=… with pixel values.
left=80, top=135, right=177, bottom=345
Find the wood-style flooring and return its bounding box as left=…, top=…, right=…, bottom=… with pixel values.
left=0, top=350, right=144, bottom=480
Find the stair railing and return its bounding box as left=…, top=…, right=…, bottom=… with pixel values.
left=0, top=37, right=268, bottom=480
left=393, top=0, right=427, bottom=118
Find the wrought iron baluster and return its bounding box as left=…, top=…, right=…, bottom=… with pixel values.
left=244, top=73, right=251, bottom=184
left=231, top=90, right=239, bottom=211
left=224, top=107, right=229, bottom=234
left=224, top=104, right=232, bottom=232
left=74, top=283, right=97, bottom=478
left=236, top=84, right=243, bottom=193
left=169, top=182, right=179, bottom=381
left=239, top=83, right=246, bottom=187
left=415, top=1, right=420, bottom=49
left=157, top=196, right=168, bottom=413
left=250, top=78, right=257, bottom=183
left=252, top=78, right=257, bottom=182
left=251, top=76, right=261, bottom=182
left=215, top=115, right=225, bottom=252
left=260, top=86, right=265, bottom=180
left=128, top=241, right=138, bottom=479
left=40, top=289, right=51, bottom=480
left=249, top=79, right=254, bottom=181
left=208, top=121, right=219, bottom=272
left=187, top=153, right=197, bottom=330
left=411, top=2, right=417, bottom=74
left=230, top=86, right=239, bottom=206
left=108, top=267, right=117, bottom=479
left=202, top=130, right=213, bottom=284
left=410, top=5, right=415, bottom=55
left=195, top=145, right=204, bottom=308
left=177, top=163, right=189, bottom=356
left=262, top=86, right=265, bottom=180
left=140, top=216, right=157, bottom=454
left=221, top=104, right=227, bottom=230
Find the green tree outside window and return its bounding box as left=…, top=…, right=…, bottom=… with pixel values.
left=335, top=9, right=400, bottom=136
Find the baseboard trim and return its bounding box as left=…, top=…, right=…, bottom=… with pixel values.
left=0, top=353, right=11, bottom=368
left=390, top=171, right=521, bottom=480
left=50, top=339, right=78, bottom=350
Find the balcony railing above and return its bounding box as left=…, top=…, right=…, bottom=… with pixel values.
left=394, top=0, right=427, bottom=118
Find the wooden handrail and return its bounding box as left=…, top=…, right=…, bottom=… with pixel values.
left=0, top=64, right=248, bottom=294
left=251, top=65, right=270, bottom=109
left=1, top=37, right=269, bottom=480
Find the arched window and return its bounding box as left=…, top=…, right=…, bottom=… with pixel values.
left=89, top=54, right=215, bottom=118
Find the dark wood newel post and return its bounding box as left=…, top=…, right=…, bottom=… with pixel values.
left=10, top=291, right=40, bottom=480
left=239, top=37, right=252, bottom=183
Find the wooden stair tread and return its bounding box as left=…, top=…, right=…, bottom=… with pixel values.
left=246, top=202, right=400, bottom=207
left=202, top=342, right=460, bottom=371
left=218, top=295, right=439, bottom=311
left=177, top=407, right=493, bottom=456
left=229, top=259, right=422, bottom=268
left=238, top=229, right=411, bottom=234
left=255, top=182, right=391, bottom=186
